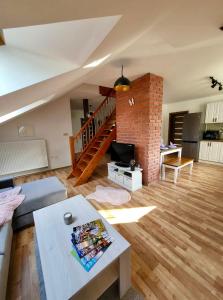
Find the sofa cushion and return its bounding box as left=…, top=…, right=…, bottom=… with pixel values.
left=0, top=252, right=11, bottom=300
left=0, top=255, right=6, bottom=300
left=14, top=177, right=67, bottom=218
left=0, top=221, right=12, bottom=254
left=0, top=221, right=12, bottom=300
left=13, top=212, right=37, bottom=231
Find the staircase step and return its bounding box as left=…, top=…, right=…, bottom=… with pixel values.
left=104, top=125, right=115, bottom=130
left=73, top=168, right=82, bottom=177
left=107, top=123, right=115, bottom=127
left=78, top=163, right=87, bottom=172
left=86, top=149, right=97, bottom=156
left=100, top=134, right=109, bottom=137
left=96, top=140, right=105, bottom=143
left=84, top=153, right=94, bottom=159
left=74, top=127, right=116, bottom=186
left=82, top=158, right=91, bottom=164
left=104, top=129, right=112, bottom=132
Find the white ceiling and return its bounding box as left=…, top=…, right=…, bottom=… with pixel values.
left=70, top=84, right=104, bottom=110
left=0, top=16, right=120, bottom=97
left=3, top=16, right=121, bottom=64
left=85, top=0, right=223, bottom=103
left=1, top=0, right=223, bottom=119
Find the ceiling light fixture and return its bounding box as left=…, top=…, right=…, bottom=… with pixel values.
left=211, top=81, right=217, bottom=88
left=209, top=76, right=223, bottom=91
left=114, top=65, right=130, bottom=92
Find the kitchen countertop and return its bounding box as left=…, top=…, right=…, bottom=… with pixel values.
left=201, top=140, right=223, bottom=142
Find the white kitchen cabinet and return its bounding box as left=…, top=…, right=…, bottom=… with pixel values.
left=219, top=143, right=223, bottom=163
left=199, top=141, right=209, bottom=160
left=205, top=103, right=216, bottom=123
left=199, top=141, right=223, bottom=163
left=209, top=142, right=220, bottom=162
left=205, top=101, right=223, bottom=123
left=217, top=101, right=223, bottom=123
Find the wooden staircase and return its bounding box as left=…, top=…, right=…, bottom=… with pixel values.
left=68, top=95, right=116, bottom=186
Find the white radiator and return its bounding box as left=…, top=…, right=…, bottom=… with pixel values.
left=0, top=139, right=48, bottom=176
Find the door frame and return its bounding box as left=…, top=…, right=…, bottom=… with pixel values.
left=168, top=111, right=189, bottom=144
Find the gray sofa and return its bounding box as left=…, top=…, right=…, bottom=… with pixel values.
left=0, top=176, right=67, bottom=300
left=0, top=221, right=13, bottom=300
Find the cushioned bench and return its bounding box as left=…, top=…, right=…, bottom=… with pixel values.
left=13, top=177, right=67, bottom=231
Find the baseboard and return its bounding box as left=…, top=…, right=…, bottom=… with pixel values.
left=198, top=160, right=223, bottom=166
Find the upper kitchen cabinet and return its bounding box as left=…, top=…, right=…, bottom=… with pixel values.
left=217, top=101, right=223, bottom=123
left=205, top=101, right=223, bottom=123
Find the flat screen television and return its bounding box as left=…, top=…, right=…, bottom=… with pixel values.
left=110, top=141, right=135, bottom=167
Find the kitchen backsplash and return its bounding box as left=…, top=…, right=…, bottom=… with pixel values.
left=205, top=123, right=223, bottom=131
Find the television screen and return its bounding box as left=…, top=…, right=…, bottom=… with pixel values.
left=111, top=141, right=135, bottom=164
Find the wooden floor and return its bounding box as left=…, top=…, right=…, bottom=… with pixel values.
left=7, top=160, right=223, bottom=300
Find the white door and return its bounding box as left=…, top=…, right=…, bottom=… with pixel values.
left=199, top=141, right=209, bottom=160
left=216, top=102, right=223, bottom=123
left=208, top=142, right=220, bottom=162
left=218, top=143, right=223, bottom=163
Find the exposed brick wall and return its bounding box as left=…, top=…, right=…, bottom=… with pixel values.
left=116, top=73, right=163, bottom=184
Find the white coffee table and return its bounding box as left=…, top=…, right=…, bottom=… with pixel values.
left=33, top=195, right=131, bottom=300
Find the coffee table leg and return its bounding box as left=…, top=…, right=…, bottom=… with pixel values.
left=119, top=248, right=131, bottom=298
left=189, top=162, right=193, bottom=174
left=174, top=168, right=178, bottom=184
left=162, top=165, right=166, bottom=180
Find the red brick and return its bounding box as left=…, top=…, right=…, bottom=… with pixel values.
left=116, top=73, right=163, bottom=184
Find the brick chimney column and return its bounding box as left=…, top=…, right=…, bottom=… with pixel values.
left=116, top=73, right=163, bottom=184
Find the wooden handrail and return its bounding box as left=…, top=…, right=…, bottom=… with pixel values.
left=71, top=95, right=110, bottom=142
left=69, top=92, right=115, bottom=171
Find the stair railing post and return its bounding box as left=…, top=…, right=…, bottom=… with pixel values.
left=69, top=136, right=76, bottom=169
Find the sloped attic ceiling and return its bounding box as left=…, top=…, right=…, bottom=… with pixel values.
left=0, top=0, right=170, bottom=121
left=1, top=0, right=223, bottom=123
left=0, top=16, right=121, bottom=96
left=3, top=16, right=120, bottom=65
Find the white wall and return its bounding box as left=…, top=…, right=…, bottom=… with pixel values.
left=71, top=109, right=83, bottom=134
left=162, top=94, right=223, bottom=144
left=70, top=109, right=83, bottom=152
left=0, top=95, right=73, bottom=170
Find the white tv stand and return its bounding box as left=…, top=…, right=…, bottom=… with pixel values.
left=107, top=162, right=143, bottom=192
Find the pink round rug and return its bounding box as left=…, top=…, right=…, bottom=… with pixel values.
left=86, top=185, right=131, bottom=205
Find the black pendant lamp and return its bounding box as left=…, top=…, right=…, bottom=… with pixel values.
left=114, top=65, right=130, bottom=92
